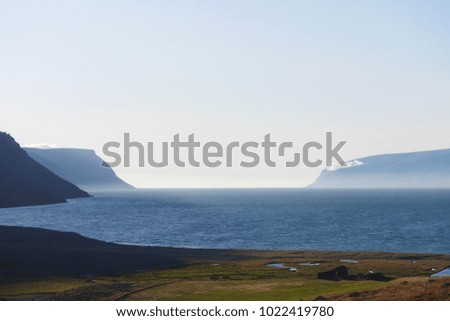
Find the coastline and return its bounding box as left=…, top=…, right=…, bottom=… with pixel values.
left=1, top=225, right=449, bottom=301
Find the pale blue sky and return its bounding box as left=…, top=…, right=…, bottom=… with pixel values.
left=2, top=1, right=450, bottom=187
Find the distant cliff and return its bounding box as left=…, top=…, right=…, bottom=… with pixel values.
left=309, top=149, right=450, bottom=188
left=0, top=132, right=90, bottom=208
left=25, top=148, right=134, bottom=193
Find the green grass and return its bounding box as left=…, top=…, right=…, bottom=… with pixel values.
left=1, top=250, right=448, bottom=300
left=0, top=277, right=86, bottom=296
left=115, top=261, right=391, bottom=300
left=120, top=278, right=386, bottom=301
left=124, top=262, right=282, bottom=281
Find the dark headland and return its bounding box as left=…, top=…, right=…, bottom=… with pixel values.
left=0, top=132, right=89, bottom=208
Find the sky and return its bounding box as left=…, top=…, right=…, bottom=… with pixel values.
left=1, top=0, right=450, bottom=187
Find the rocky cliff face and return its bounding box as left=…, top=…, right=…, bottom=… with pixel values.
left=0, top=132, right=90, bottom=208
left=309, top=149, right=450, bottom=188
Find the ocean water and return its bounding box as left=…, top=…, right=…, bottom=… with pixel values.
left=0, top=189, right=449, bottom=253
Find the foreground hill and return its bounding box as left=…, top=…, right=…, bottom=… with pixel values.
left=0, top=132, right=89, bottom=208
left=310, top=149, right=450, bottom=188
left=0, top=225, right=184, bottom=276
left=25, top=148, right=134, bottom=193
left=0, top=225, right=244, bottom=276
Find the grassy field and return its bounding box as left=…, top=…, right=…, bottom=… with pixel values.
left=1, top=249, right=449, bottom=300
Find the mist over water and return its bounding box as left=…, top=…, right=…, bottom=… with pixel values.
left=0, top=189, right=449, bottom=253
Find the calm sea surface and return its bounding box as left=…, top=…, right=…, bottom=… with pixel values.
left=0, top=189, right=449, bottom=253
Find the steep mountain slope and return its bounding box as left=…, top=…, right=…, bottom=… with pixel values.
left=0, top=132, right=90, bottom=208
left=25, top=148, right=134, bottom=193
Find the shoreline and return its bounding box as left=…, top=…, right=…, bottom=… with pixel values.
left=1, top=225, right=449, bottom=300
left=2, top=224, right=450, bottom=275
left=2, top=223, right=449, bottom=256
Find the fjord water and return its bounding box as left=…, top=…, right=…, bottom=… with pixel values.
left=0, top=189, right=449, bottom=253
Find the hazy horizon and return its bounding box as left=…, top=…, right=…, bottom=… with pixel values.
left=2, top=1, right=450, bottom=188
